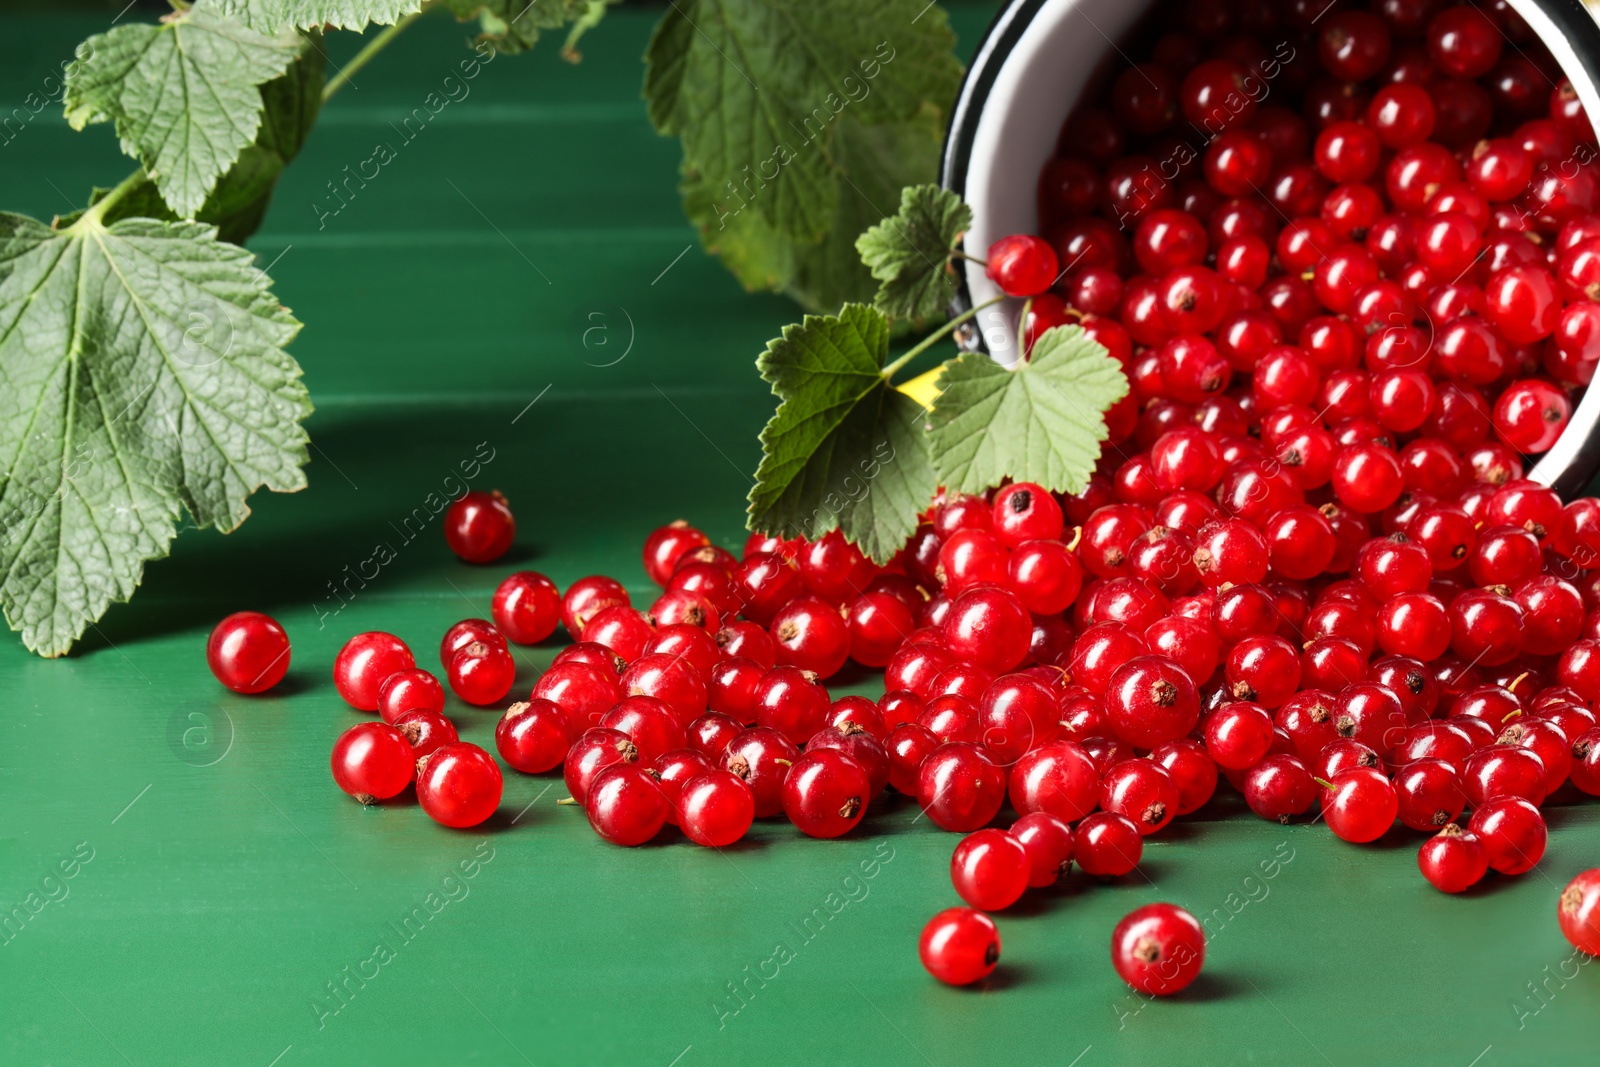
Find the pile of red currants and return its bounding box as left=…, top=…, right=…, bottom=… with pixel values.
left=197, top=0, right=1600, bottom=994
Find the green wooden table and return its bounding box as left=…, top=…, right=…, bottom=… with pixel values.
left=1, top=7, right=1596, bottom=1065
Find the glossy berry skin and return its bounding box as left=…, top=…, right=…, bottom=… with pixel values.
left=1319, top=767, right=1398, bottom=843
left=440, top=618, right=505, bottom=669
left=1394, top=759, right=1466, bottom=832
left=447, top=641, right=516, bottom=707
left=753, top=666, right=831, bottom=746
left=534, top=662, right=622, bottom=736
left=392, top=708, right=458, bottom=761
left=986, top=235, right=1058, bottom=297
left=992, top=483, right=1065, bottom=547
left=940, top=586, right=1032, bottom=674
left=653, top=748, right=711, bottom=825
left=679, top=769, right=755, bottom=847
left=1242, top=755, right=1317, bottom=823
left=1494, top=379, right=1571, bottom=453
left=1106, top=655, right=1200, bottom=749
left=918, top=743, right=1006, bottom=832
left=1468, top=796, right=1546, bottom=875
left=687, top=712, right=744, bottom=763
left=583, top=606, right=655, bottom=662
left=1074, top=811, right=1144, bottom=877
left=443, top=490, right=515, bottom=563
left=495, top=699, right=570, bottom=773
left=330, top=722, right=414, bottom=803
left=722, top=727, right=800, bottom=818
left=782, top=749, right=871, bottom=838
left=564, top=729, right=640, bottom=807
left=807, top=721, right=889, bottom=796
left=560, top=575, right=631, bottom=638
left=1204, top=701, right=1273, bottom=770
left=1101, top=759, right=1179, bottom=836
left=1418, top=824, right=1488, bottom=893
left=950, top=829, right=1030, bottom=911
left=599, top=696, right=685, bottom=763
left=1153, top=738, right=1219, bottom=815
left=334, top=632, right=416, bottom=711
left=492, top=571, right=562, bottom=644
left=619, top=653, right=707, bottom=726
left=206, top=611, right=291, bottom=693
left=586, top=764, right=668, bottom=846
left=1558, top=869, right=1600, bottom=956
left=845, top=592, right=916, bottom=668
left=1009, top=812, right=1075, bottom=888
left=920, top=907, right=1000, bottom=986
left=886, top=724, right=939, bottom=795
left=1111, top=903, right=1205, bottom=996
left=416, top=742, right=502, bottom=828
left=771, top=597, right=851, bottom=678
left=643, top=521, right=710, bottom=586
left=1008, top=741, right=1099, bottom=822
left=377, top=668, right=446, bottom=724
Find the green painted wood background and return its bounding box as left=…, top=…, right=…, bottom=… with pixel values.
left=0, top=6, right=1596, bottom=1065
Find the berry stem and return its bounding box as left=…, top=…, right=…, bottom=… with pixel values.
left=323, top=7, right=434, bottom=103
left=880, top=295, right=1007, bottom=381
left=952, top=249, right=991, bottom=267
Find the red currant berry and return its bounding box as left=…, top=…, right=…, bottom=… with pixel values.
left=1101, top=758, right=1180, bottom=836
left=950, top=828, right=1030, bottom=911
left=377, top=667, right=446, bottom=724
left=940, top=585, right=1032, bottom=674
left=1008, top=812, right=1074, bottom=888
left=1106, top=655, right=1200, bottom=748
left=443, top=490, right=514, bottom=563
left=770, top=596, right=850, bottom=678
left=416, top=742, right=502, bottom=828
left=440, top=618, right=505, bottom=668
left=586, top=764, right=667, bottom=846
left=447, top=640, right=516, bottom=707
left=1558, top=869, right=1600, bottom=955
left=330, top=722, right=414, bottom=803
left=919, top=907, right=1000, bottom=986
left=564, top=728, right=639, bottom=806
left=643, top=520, right=710, bottom=585
left=620, top=652, right=707, bottom=725
left=1318, top=766, right=1398, bottom=842
left=561, top=575, right=630, bottom=638
left=206, top=611, right=290, bottom=693
left=782, top=749, right=871, bottom=838
left=1242, top=754, right=1317, bottom=822
left=721, top=727, right=798, bottom=818
left=495, top=699, right=569, bottom=773
left=492, top=571, right=561, bottom=644
left=679, top=769, right=755, bottom=847
left=986, top=235, right=1058, bottom=297
left=1111, top=903, right=1205, bottom=996
left=1074, top=811, right=1144, bottom=877
left=1467, top=795, right=1546, bottom=874
left=533, top=662, right=622, bottom=736
left=918, top=742, right=1006, bottom=832
left=1418, top=823, right=1489, bottom=893
left=334, top=632, right=415, bottom=711
left=1008, top=740, right=1098, bottom=822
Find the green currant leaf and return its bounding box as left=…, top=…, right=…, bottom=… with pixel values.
left=0, top=212, right=310, bottom=657
left=928, top=325, right=1128, bottom=497
left=683, top=111, right=947, bottom=323
left=855, top=182, right=970, bottom=324
left=645, top=0, right=962, bottom=307
left=202, top=0, right=424, bottom=32
left=443, top=0, right=615, bottom=57
left=64, top=8, right=302, bottom=219
left=750, top=304, right=936, bottom=563
left=56, top=39, right=326, bottom=245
